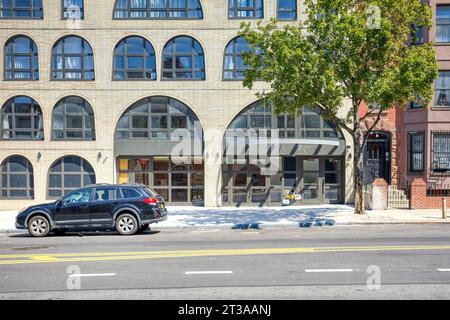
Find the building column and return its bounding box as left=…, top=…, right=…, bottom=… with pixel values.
left=203, top=129, right=223, bottom=207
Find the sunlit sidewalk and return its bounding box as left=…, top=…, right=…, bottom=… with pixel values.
left=1, top=205, right=449, bottom=232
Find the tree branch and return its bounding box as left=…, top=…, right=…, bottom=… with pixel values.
left=362, top=107, right=384, bottom=144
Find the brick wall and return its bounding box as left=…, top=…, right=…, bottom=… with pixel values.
left=409, top=178, right=450, bottom=209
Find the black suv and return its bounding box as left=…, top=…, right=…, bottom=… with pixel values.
left=16, top=184, right=167, bottom=237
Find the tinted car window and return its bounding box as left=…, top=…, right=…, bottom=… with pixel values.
left=94, top=188, right=120, bottom=201
left=121, top=188, right=141, bottom=199
left=62, top=189, right=92, bottom=204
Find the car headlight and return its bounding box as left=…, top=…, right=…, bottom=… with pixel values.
left=17, top=207, right=28, bottom=215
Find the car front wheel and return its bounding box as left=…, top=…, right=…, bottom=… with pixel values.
left=116, top=214, right=138, bottom=235
left=28, top=216, right=50, bottom=237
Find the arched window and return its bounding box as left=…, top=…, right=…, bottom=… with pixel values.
left=52, top=96, right=95, bottom=140
left=51, top=36, right=94, bottom=80
left=48, top=156, right=96, bottom=198
left=1, top=155, right=34, bottom=199
left=0, top=0, right=43, bottom=19
left=227, top=101, right=342, bottom=139
left=113, top=0, right=203, bottom=19
left=228, top=0, right=263, bottom=19
left=115, top=96, right=201, bottom=140
left=1, top=96, right=44, bottom=140
left=162, top=36, right=205, bottom=80
left=113, top=36, right=156, bottom=80
left=223, top=36, right=256, bottom=80
left=4, top=36, right=39, bottom=80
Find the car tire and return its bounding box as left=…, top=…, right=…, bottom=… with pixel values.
left=27, top=215, right=51, bottom=237
left=116, top=213, right=138, bottom=235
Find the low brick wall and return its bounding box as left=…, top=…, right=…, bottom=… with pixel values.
left=410, top=178, right=450, bottom=210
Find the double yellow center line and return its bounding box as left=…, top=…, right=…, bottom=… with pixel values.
left=0, top=245, right=450, bottom=265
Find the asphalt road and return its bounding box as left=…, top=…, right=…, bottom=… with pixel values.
left=1, top=225, right=450, bottom=299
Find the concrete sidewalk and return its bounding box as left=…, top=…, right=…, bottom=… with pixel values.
left=1, top=204, right=449, bottom=232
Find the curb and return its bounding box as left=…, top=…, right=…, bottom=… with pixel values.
left=2, top=221, right=450, bottom=234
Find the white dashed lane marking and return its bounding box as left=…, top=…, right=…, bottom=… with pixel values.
left=305, top=269, right=353, bottom=273
left=185, top=271, right=234, bottom=275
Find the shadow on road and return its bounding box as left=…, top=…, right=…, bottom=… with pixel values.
left=7, top=229, right=160, bottom=238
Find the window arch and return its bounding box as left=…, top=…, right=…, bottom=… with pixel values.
left=223, top=36, right=255, bottom=80
left=113, top=0, right=203, bottom=19
left=0, top=0, right=43, bottom=18
left=1, top=155, right=34, bottom=199
left=48, top=155, right=96, bottom=198
left=4, top=35, right=39, bottom=80
left=113, top=36, right=156, bottom=80
left=52, top=96, right=95, bottom=140
left=227, top=100, right=343, bottom=139
left=115, top=96, right=201, bottom=140
left=1, top=96, right=43, bottom=140
left=162, top=36, right=205, bottom=80
left=51, top=36, right=95, bottom=80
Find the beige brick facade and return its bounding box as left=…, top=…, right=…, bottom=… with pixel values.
left=0, top=0, right=354, bottom=210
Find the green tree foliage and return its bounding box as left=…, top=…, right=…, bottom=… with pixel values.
left=239, top=0, right=438, bottom=214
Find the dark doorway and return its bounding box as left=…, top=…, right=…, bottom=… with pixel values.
left=364, top=132, right=391, bottom=184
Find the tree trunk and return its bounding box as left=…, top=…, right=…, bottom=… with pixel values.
left=353, top=126, right=366, bottom=214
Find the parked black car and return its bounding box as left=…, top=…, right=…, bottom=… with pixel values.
left=16, top=184, right=167, bottom=237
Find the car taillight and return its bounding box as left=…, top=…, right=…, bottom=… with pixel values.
left=144, top=197, right=159, bottom=205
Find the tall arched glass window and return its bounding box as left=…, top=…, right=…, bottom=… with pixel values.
left=4, top=36, right=39, bottom=80
left=228, top=0, right=263, bottom=19
left=52, top=96, right=95, bottom=140
left=1, top=155, right=34, bottom=199
left=113, top=0, right=203, bottom=19
left=226, top=101, right=342, bottom=140
left=48, top=156, right=96, bottom=198
left=115, top=96, right=201, bottom=140
left=1, top=96, right=44, bottom=140
left=0, top=0, right=43, bottom=18
left=224, top=36, right=256, bottom=80
left=113, top=36, right=156, bottom=80
left=51, top=36, right=95, bottom=80
left=162, top=36, right=205, bottom=80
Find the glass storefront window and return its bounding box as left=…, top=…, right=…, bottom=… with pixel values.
left=117, top=156, right=203, bottom=204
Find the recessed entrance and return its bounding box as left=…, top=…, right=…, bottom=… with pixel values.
left=222, top=156, right=344, bottom=206
left=364, top=131, right=391, bottom=184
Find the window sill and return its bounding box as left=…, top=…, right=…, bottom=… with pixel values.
left=0, top=17, right=43, bottom=20
left=431, top=106, right=450, bottom=111
left=3, top=79, right=39, bottom=82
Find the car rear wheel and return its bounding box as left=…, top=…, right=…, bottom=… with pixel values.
left=28, top=216, right=50, bottom=237
left=116, top=214, right=138, bottom=235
